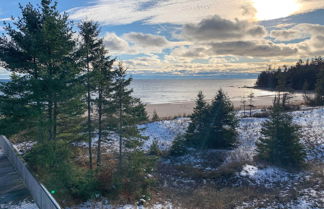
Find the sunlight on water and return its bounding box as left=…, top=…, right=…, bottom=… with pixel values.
left=130, top=79, right=278, bottom=104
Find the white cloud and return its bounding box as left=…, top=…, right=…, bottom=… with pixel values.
left=67, top=0, right=324, bottom=74
left=297, top=0, right=324, bottom=13
left=271, top=24, right=324, bottom=41
left=104, top=32, right=187, bottom=55
left=124, top=54, right=297, bottom=75
left=68, top=0, right=324, bottom=26
left=69, top=0, right=254, bottom=25
left=270, top=23, right=324, bottom=56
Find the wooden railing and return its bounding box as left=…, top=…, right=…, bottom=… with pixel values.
left=0, top=135, right=62, bottom=209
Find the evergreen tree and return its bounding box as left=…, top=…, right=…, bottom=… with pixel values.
left=256, top=101, right=305, bottom=168
left=0, top=0, right=84, bottom=142
left=149, top=140, right=162, bottom=156
left=79, top=21, right=104, bottom=169
left=185, top=91, right=209, bottom=147
left=113, top=63, right=148, bottom=167
left=0, top=74, right=42, bottom=138
left=93, top=46, right=115, bottom=168
left=0, top=3, right=46, bottom=140
left=204, top=90, right=238, bottom=149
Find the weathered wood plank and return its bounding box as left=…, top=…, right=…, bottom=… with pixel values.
left=0, top=150, right=33, bottom=205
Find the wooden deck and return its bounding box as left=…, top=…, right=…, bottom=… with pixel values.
left=0, top=148, right=33, bottom=205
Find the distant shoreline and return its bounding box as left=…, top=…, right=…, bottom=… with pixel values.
left=146, top=92, right=305, bottom=118
left=245, top=85, right=315, bottom=94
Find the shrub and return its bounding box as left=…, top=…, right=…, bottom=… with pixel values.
left=108, top=151, right=157, bottom=201
left=169, top=135, right=188, bottom=156
left=149, top=140, right=162, bottom=156
left=25, top=140, right=98, bottom=201
left=256, top=104, right=306, bottom=169
left=252, top=112, right=270, bottom=118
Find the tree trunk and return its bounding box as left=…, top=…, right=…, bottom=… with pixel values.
left=243, top=103, right=246, bottom=117
left=97, top=87, right=103, bottom=168
left=48, top=99, right=53, bottom=140
left=249, top=106, right=252, bottom=117
left=118, top=96, right=123, bottom=168
left=87, top=60, right=93, bottom=170
left=53, top=96, right=57, bottom=140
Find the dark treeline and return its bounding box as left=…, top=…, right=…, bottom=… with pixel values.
left=256, top=57, right=324, bottom=91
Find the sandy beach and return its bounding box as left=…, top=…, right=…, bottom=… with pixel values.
left=146, top=93, right=305, bottom=118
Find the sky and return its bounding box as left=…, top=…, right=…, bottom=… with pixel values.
left=1, top=0, right=324, bottom=79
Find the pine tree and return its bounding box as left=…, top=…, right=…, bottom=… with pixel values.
left=256, top=101, right=305, bottom=168
left=93, top=47, right=115, bottom=168
left=0, top=3, right=46, bottom=140
left=79, top=21, right=104, bottom=169
left=204, top=90, right=238, bottom=149
left=38, top=0, right=83, bottom=141
left=0, top=0, right=84, bottom=142
left=185, top=91, right=209, bottom=147
left=113, top=63, right=148, bottom=167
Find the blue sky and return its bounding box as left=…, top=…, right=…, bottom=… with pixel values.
left=1, top=0, right=324, bottom=79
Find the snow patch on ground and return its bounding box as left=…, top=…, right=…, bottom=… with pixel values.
left=139, top=118, right=190, bottom=151
left=237, top=187, right=324, bottom=209
left=13, top=141, right=37, bottom=155
left=61, top=107, right=324, bottom=164
left=73, top=117, right=190, bottom=153
left=68, top=200, right=174, bottom=209
left=227, top=107, right=324, bottom=164
left=0, top=200, right=38, bottom=209
left=239, top=164, right=300, bottom=188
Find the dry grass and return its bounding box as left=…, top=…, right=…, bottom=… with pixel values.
left=155, top=186, right=265, bottom=209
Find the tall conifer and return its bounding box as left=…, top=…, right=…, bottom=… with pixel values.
left=79, top=21, right=103, bottom=169
left=0, top=0, right=83, bottom=142
left=93, top=47, right=115, bottom=168
left=113, top=63, right=148, bottom=167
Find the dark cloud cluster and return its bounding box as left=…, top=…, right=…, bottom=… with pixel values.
left=182, top=15, right=267, bottom=41
left=104, top=33, right=129, bottom=51
left=124, top=32, right=170, bottom=47
left=209, top=41, right=298, bottom=57
left=270, top=29, right=305, bottom=41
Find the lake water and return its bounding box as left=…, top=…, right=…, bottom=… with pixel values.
left=130, top=79, right=278, bottom=104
